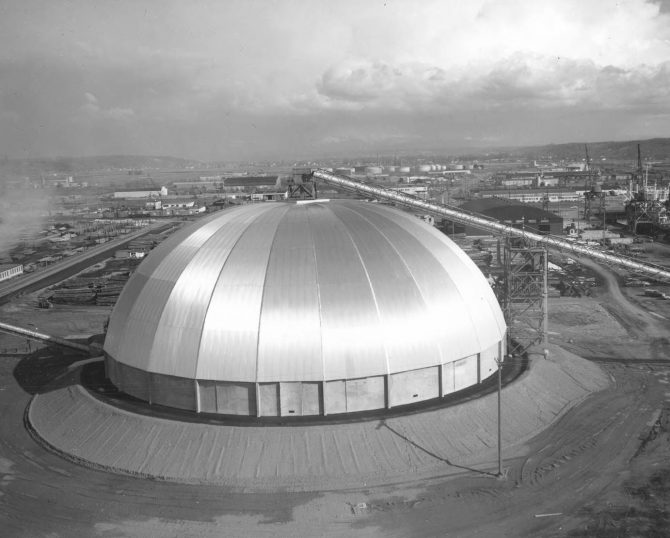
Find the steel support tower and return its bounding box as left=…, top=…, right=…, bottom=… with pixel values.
left=501, top=239, right=548, bottom=354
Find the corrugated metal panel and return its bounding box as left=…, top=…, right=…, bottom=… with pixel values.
left=390, top=366, right=439, bottom=407
left=103, top=272, right=149, bottom=360
left=480, top=341, right=501, bottom=381
left=345, top=376, right=385, bottom=412
left=258, top=383, right=279, bottom=416
left=149, top=206, right=271, bottom=378
left=114, top=279, right=177, bottom=371
left=353, top=204, right=484, bottom=363
left=256, top=206, right=323, bottom=382
left=442, top=362, right=456, bottom=395
left=309, top=203, right=388, bottom=380
left=332, top=204, right=443, bottom=373
left=324, top=380, right=347, bottom=414
left=454, top=355, right=478, bottom=391
left=198, top=380, right=217, bottom=413
left=195, top=204, right=290, bottom=381
left=106, top=204, right=265, bottom=369
left=150, top=372, right=196, bottom=411
left=215, top=382, right=255, bottom=415
left=280, top=382, right=302, bottom=416
left=363, top=203, right=506, bottom=352
left=301, top=382, right=322, bottom=415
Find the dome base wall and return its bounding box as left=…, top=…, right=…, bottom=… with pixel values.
left=105, top=338, right=505, bottom=418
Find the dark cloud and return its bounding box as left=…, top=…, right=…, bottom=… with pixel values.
left=318, top=63, right=405, bottom=103
left=1, top=49, right=669, bottom=161
left=654, top=0, right=670, bottom=13
left=314, top=56, right=670, bottom=117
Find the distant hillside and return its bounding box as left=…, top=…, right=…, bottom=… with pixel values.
left=466, top=138, right=670, bottom=162
left=0, top=155, right=206, bottom=178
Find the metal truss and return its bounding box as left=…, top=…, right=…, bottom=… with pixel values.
left=286, top=173, right=317, bottom=200
left=626, top=200, right=668, bottom=235
left=501, top=238, right=548, bottom=355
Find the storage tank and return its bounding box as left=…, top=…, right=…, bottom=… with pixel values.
left=365, top=166, right=383, bottom=175
left=104, top=200, right=506, bottom=418
left=417, top=165, right=431, bottom=173
left=399, top=166, right=411, bottom=173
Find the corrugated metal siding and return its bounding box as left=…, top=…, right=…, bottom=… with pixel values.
left=103, top=272, right=149, bottom=360
left=310, top=204, right=388, bottom=380
left=480, top=341, right=501, bottom=381
left=108, top=204, right=263, bottom=371
left=390, top=366, right=440, bottom=407
left=258, top=383, right=279, bottom=416
left=359, top=207, right=477, bottom=362
left=150, top=206, right=271, bottom=378
left=195, top=205, right=290, bottom=381
left=364, top=204, right=506, bottom=350
left=256, top=206, right=323, bottom=382
left=332, top=204, right=441, bottom=374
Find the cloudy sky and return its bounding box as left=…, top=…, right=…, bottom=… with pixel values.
left=1, top=0, right=669, bottom=161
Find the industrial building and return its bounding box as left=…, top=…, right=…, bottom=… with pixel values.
left=104, top=200, right=506, bottom=417
left=223, top=175, right=280, bottom=188
left=112, top=186, right=168, bottom=199
left=172, top=175, right=280, bottom=193
left=450, top=199, right=564, bottom=236
left=478, top=187, right=586, bottom=203
left=0, top=263, right=23, bottom=283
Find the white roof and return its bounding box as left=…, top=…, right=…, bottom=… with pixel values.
left=104, top=200, right=506, bottom=382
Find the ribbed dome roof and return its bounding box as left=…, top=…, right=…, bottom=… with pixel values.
left=103, top=200, right=506, bottom=383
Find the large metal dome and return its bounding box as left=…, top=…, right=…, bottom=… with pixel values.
left=104, top=200, right=506, bottom=417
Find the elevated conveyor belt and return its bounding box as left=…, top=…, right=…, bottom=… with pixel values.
left=0, top=321, right=91, bottom=353
left=311, top=169, right=670, bottom=282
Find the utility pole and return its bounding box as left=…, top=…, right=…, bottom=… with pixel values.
left=497, top=354, right=503, bottom=477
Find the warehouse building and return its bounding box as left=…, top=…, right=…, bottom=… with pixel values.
left=451, top=199, right=564, bottom=236
left=478, top=187, right=586, bottom=203
left=0, top=264, right=23, bottom=283
left=113, top=186, right=168, bottom=199
left=173, top=176, right=280, bottom=193
left=104, top=200, right=506, bottom=417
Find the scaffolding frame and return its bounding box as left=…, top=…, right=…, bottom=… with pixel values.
left=626, top=199, right=669, bottom=235
left=287, top=171, right=318, bottom=200
left=501, top=239, right=548, bottom=355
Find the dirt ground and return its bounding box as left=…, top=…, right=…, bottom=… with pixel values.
left=0, top=258, right=669, bottom=537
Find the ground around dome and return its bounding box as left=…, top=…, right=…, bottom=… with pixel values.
left=27, top=344, right=609, bottom=492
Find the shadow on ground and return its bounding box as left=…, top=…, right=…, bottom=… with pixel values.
left=13, top=347, right=91, bottom=395
left=377, top=419, right=498, bottom=477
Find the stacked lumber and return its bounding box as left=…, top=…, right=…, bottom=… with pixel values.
left=95, top=272, right=130, bottom=306
left=49, top=288, right=96, bottom=304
